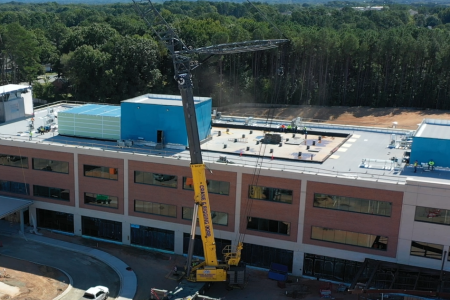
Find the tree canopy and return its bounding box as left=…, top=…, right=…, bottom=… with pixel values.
left=2, top=1, right=450, bottom=108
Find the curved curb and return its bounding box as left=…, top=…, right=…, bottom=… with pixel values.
left=0, top=253, right=73, bottom=300
left=22, top=234, right=136, bottom=300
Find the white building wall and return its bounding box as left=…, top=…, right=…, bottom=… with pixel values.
left=399, top=178, right=450, bottom=271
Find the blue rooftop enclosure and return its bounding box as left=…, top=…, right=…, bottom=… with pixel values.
left=121, top=94, right=212, bottom=146
left=58, top=104, right=121, bottom=140
left=410, top=119, right=450, bottom=168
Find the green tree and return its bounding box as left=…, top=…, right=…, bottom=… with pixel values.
left=1, top=23, right=41, bottom=83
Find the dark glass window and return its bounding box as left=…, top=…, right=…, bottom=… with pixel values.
left=246, top=217, right=290, bottom=235
left=36, top=208, right=74, bottom=233
left=0, top=180, right=29, bottom=195
left=415, top=206, right=450, bottom=226
left=410, top=241, right=443, bottom=260
left=134, top=200, right=176, bottom=217
left=0, top=154, right=28, bottom=168
left=84, top=165, right=118, bottom=180
left=311, top=226, right=388, bottom=251
left=134, top=171, right=177, bottom=188
left=81, top=216, right=122, bottom=242
left=32, top=158, right=69, bottom=174
left=303, top=253, right=362, bottom=283
left=182, top=207, right=228, bottom=226
left=183, top=233, right=231, bottom=260
left=183, top=177, right=230, bottom=195
left=130, top=225, right=174, bottom=251
left=242, top=243, right=294, bottom=272
left=249, top=185, right=292, bottom=204
left=33, top=185, right=69, bottom=201
left=84, top=192, right=118, bottom=209
left=314, top=193, right=392, bottom=217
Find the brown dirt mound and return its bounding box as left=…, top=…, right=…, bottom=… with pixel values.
left=220, top=106, right=450, bottom=130
left=0, top=256, right=68, bottom=300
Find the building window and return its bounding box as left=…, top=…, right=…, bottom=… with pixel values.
left=0, top=154, right=28, bottom=168
left=247, top=217, right=290, bottom=235
left=248, top=185, right=292, bottom=204
left=134, top=200, right=176, bottom=217
left=33, top=185, right=69, bottom=201
left=84, top=192, right=118, bottom=209
left=32, top=158, right=69, bottom=174
left=313, top=193, right=392, bottom=217
left=311, top=226, right=388, bottom=251
left=303, top=253, right=362, bottom=283
left=415, top=206, right=450, bottom=226
left=182, top=207, right=228, bottom=226
left=183, top=177, right=230, bottom=195
left=131, top=225, right=174, bottom=251
left=242, top=243, right=294, bottom=272
left=36, top=208, right=74, bottom=233
left=84, top=165, right=118, bottom=180
left=134, top=171, right=177, bottom=188
left=410, top=241, right=443, bottom=260
left=81, top=216, right=122, bottom=242
left=0, top=180, right=29, bottom=195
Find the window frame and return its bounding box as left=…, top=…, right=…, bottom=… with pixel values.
left=182, top=206, right=228, bottom=226
left=182, top=177, right=230, bottom=195
left=0, top=154, right=28, bottom=169
left=134, top=199, right=177, bottom=218
left=246, top=216, right=290, bottom=235
left=134, top=171, right=178, bottom=189
left=410, top=241, right=443, bottom=260
left=83, top=164, right=118, bottom=180
left=414, top=206, right=450, bottom=226
left=0, top=180, right=30, bottom=195
left=313, top=193, right=392, bottom=217
left=248, top=185, right=293, bottom=204
left=310, top=226, right=388, bottom=251
left=84, top=192, right=118, bottom=209
left=32, top=158, right=69, bottom=174
left=33, top=185, right=70, bottom=201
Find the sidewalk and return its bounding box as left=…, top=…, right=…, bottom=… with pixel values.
left=0, top=222, right=136, bottom=300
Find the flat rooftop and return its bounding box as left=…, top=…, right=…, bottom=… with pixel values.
left=0, top=84, right=30, bottom=94
left=1, top=103, right=450, bottom=185
left=122, top=93, right=211, bottom=106
left=416, top=119, right=450, bottom=139
left=63, top=104, right=121, bottom=117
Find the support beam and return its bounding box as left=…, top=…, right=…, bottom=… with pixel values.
left=365, top=261, right=381, bottom=289
left=19, top=209, right=25, bottom=234
left=350, top=258, right=369, bottom=289
left=413, top=272, right=421, bottom=290
left=389, top=267, right=399, bottom=289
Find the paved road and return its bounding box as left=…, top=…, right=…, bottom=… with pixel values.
left=0, top=236, right=120, bottom=299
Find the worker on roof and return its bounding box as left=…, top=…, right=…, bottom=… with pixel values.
left=428, top=159, right=435, bottom=171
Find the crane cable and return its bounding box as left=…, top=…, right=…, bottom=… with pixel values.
left=238, top=45, right=286, bottom=246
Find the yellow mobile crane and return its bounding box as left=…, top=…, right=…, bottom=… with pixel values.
left=132, top=0, right=287, bottom=298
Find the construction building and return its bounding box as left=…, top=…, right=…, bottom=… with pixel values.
left=2, top=91, right=450, bottom=291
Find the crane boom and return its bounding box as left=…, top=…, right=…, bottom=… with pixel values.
left=133, top=0, right=287, bottom=286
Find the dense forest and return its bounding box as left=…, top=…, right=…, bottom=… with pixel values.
left=2, top=1, right=450, bottom=108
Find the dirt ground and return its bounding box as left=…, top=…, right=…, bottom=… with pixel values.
left=220, top=105, right=450, bottom=129
left=0, top=255, right=68, bottom=300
